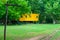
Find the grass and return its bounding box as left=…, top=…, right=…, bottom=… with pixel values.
left=50, top=30, right=60, bottom=40
left=0, top=24, right=60, bottom=40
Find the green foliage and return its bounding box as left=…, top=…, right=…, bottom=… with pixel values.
left=0, top=0, right=31, bottom=21
left=27, top=0, right=43, bottom=13
left=43, top=0, right=60, bottom=23
left=0, top=0, right=5, bottom=19
left=0, top=0, right=60, bottom=23
left=45, top=1, right=60, bottom=14
left=8, top=0, right=31, bottom=20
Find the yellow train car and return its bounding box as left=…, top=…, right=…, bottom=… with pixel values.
left=19, top=13, right=39, bottom=22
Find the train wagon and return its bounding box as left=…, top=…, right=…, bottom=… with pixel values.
left=19, top=13, right=39, bottom=22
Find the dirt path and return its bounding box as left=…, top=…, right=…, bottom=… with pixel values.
left=40, top=29, right=60, bottom=40
left=56, top=37, right=60, bottom=40
left=25, top=34, right=47, bottom=40
left=25, top=29, right=60, bottom=40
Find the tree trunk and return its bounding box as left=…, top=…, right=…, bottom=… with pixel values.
left=51, top=16, right=56, bottom=24
left=42, top=16, right=46, bottom=24
left=53, top=19, right=56, bottom=24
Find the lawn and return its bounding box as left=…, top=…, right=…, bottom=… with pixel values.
left=0, top=24, right=60, bottom=40
left=50, top=29, right=60, bottom=40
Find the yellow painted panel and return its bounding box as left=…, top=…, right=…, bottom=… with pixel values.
left=19, top=13, right=39, bottom=21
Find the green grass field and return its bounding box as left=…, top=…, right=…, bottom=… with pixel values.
left=50, top=31, right=60, bottom=40
left=0, top=24, right=60, bottom=40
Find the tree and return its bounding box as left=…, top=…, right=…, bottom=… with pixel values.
left=27, top=0, right=45, bottom=23
left=44, top=0, right=60, bottom=24
left=0, top=0, right=31, bottom=24
left=27, top=0, right=43, bottom=13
